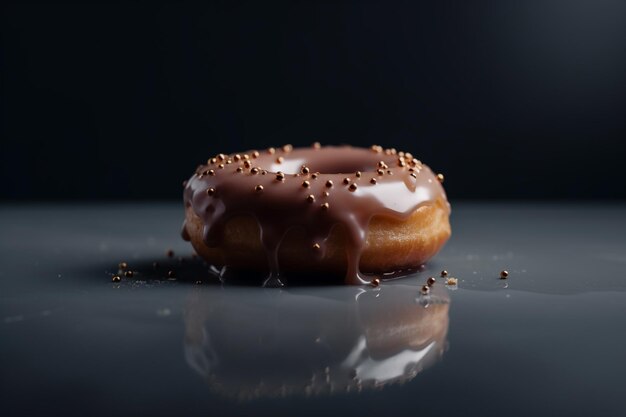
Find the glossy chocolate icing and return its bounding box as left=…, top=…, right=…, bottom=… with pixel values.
left=182, top=145, right=449, bottom=285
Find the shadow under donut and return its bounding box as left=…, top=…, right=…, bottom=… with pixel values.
left=183, top=283, right=450, bottom=400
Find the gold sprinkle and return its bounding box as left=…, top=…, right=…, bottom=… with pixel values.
left=325, top=180, right=333, bottom=188
left=236, top=167, right=243, bottom=173
left=313, top=142, right=321, bottom=149
left=437, top=173, right=444, bottom=183
left=302, top=180, right=311, bottom=188
left=252, top=151, right=260, bottom=158
left=244, top=161, right=252, bottom=169
left=218, top=164, right=225, bottom=169
left=343, top=177, right=351, bottom=185
left=398, top=160, right=406, bottom=167
left=387, top=170, right=393, bottom=175
left=446, top=277, right=458, bottom=286
left=261, top=170, right=267, bottom=175
left=124, top=270, right=133, bottom=278
left=233, top=155, right=241, bottom=161
left=321, top=202, right=330, bottom=210
left=112, top=275, right=121, bottom=283
left=276, top=156, right=284, bottom=164
left=313, top=243, right=321, bottom=250
left=398, top=151, right=405, bottom=157
left=378, top=161, right=387, bottom=169
left=306, top=194, right=315, bottom=203
left=370, top=178, right=377, bottom=184
left=282, top=144, right=293, bottom=153
left=168, top=270, right=176, bottom=278
left=217, top=153, right=226, bottom=161
left=420, top=285, right=430, bottom=295
left=427, top=277, right=436, bottom=286
left=243, top=154, right=250, bottom=160
left=355, top=171, right=361, bottom=178
left=322, top=191, right=330, bottom=197
left=276, top=172, right=285, bottom=181
left=405, top=152, right=413, bottom=159
left=301, top=166, right=310, bottom=174
left=500, top=270, right=509, bottom=279
left=251, top=167, right=259, bottom=174
left=207, top=188, right=216, bottom=196
left=349, top=183, right=358, bottom=192
left=208, top=169, right=215, bottom=176
left=225, top=159, right=232, bottom=164
left=268, top=147, right=276, bottom=154
left=255, top=185, right=264, bottom=192
left=312, top=173, right=319, bottom=179
left=118, top=262, right=128, bottom=269
left=441, top=270, right=448, bottom=277
left=410, top=173, right=417, bottom=179
left=377, top=169, right=384, bottom=176
left=371, top=145, right=382, bottom=153
left=210, top=158, right=217, bottom=164
left=370, top=278, right=381, bottom=287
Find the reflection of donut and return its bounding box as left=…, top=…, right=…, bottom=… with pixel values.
left=183, top=285, right=449, bottom=400
left=182, top=145, right=451, bottom=285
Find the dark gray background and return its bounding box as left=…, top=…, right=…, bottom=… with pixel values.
left=2, top=0, right=625, bottom=200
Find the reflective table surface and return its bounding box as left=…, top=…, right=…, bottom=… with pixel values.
left=1, top=203, right=625, bottom=416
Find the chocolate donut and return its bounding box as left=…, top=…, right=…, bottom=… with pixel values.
left=182, top=144, right=451, bottom=285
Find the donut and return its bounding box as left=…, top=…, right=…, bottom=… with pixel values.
left=182, top=144, right=451, bottom=285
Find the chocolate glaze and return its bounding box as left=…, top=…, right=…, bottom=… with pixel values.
left=182, top=145, right=450, bottom=285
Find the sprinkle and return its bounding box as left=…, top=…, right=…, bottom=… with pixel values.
left=251, top=167, right=259, bottom=174
left=322, top=191, right=330, bottom=197
left=218, top=164, right=225, bottom=169
left=437, top=173, right=445, bottom=183
left=276, top=172, right=285, bottom=181
left=371, top=145, right=382, bottom=153
left=112, top=275, right=121, bottom=283
left=208, top=169, right=215, bottom=176
left=312, top=173, right=319, bottom=179
left=233, top=154, right=241, bottom=161
left=313, top=243, right=321, bottom=250
left=301, top=166, right=310, bottom=174
left=349, top=183, right=358, bottom=192
left=377, top=169, right=384, bottom=175
left=500, top=270, right=509, bottom=279
left=370, top=278, right=381, bottom=287
left=378, top=161, right=387, bottom=169
left=209, top=158, right=217, bottom=164
left=168, top=270, right=176, bottom=278
left=268, top=147, right=276, bottom=154
left=321, top=202, right=330, bottom=210
left=343, top=178, right=351, bottom=185
left=313, top=142, right=321, bottom=149
left=410, top=173, right=417, bottom=179
left=307, top=194, right=315, bottom=203
left=387, top=170, right=393, bottom=175
left=427, top=277, right=436, bottom=286
left=276, top=156, right=284, bottom=164
left=282, top=144, right=293, bottom=153
left=261, top=170, right=267, bottom=175
left=355, top=171, right=361, bottom=178
left=244, top=161, right=252, bottom=168
left=398, top=160, right=406, bottom=167
left=370, top=178, right=377, bottom=184
left=252, top=151, right=260, bottom=158
left=420, top=284, right=430, bottom=295
left=446, top=277, right=458, bottom=286
left=207, top=188, right=216, bottom=196
left=124, top=270, right=133, bottom=278
left=441, top=270, right=448, bottom=277
left=118, top=262, right=128, bottom=269
left=225, top=159, right=232, bottom=164
left=217, top=153, right=226, bottom=161
left=236, top=167, right=243, bottom=173
left=255, top=185, right=264, bottom=192
left=325, top=180, right=333, bottom=188
left=302, top=180, right=311, bottom=188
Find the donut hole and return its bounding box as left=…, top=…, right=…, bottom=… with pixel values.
left=269, top=150, right=384, bottom=175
